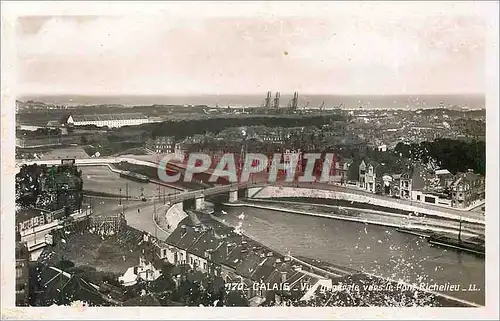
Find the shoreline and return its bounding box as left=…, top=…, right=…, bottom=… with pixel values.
left=247, top=186, right=485, bottom=225
left=246, top=198, right=484, bottom=233
left=222, top=201, right=482, bottom=239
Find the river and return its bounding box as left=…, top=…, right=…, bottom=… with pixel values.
left=220, top=205, right=485, bottom=305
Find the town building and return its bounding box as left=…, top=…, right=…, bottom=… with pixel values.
left=15, top=231, right=30, bottom=306
left=174, top=143, right=188, bottom=162
left=118, top=256, right=162, bottom=287
left=62, top=113, right=150, bottom=128
left=435, top=169, right=455, bottom=188
left=400, top=166, right=426, bottom=200
left=358, top=160, right=367, bottom=189
left=146, top=136, right=175, bottom=154
left=156, top=222, right=330, bottom=302
left=450, top=171, right=485, bottom=209
left=398, top=167, right=485, bottom=208
left=358, top=160, right=392, bottom=193
left=331, top=158, right=352, bottom=184
left=16, top=207, right=68, bottom=234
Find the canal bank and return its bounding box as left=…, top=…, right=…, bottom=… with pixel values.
left=223, top=199, right=484, bottom=239
left=216, top=204, right=485, bottom=305
left=247, top=186, right=485, bottom=225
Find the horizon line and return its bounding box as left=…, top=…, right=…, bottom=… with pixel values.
left=18, top=92, right=486, bottom=98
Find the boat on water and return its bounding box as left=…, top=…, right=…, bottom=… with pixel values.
left=397, top=227, right=485, bottom=256
left=221, top=210, right=228, bottom=215
left=119, top=171, right=150, bottom=183
left=428, top=233, right=485, bottom=257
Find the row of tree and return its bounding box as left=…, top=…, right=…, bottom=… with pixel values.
left=123, top=115, right=345, bottom=140
left=16, top=164, right=84, bottom=211
left=394, top=138, right=485, bottom=175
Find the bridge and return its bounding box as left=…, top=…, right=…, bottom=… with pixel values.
left=15, top=156, right=217, bottom=179
left=162, top=181, right=267, bottom=211
left=15, top=157, right=485, bottom=223
left=15, top=157, right=160, bottom=171
left=16, top=155, right=266, bottom=208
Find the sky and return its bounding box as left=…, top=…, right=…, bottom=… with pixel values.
left=14, top=2, right=489, bottom=96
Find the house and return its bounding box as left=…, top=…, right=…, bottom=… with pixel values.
left=32, top=265, right=107, bottom=306
left=358, top=160, right=367, bottom=189
left=400, top=166, right=426, bottom=200
left=363, top=161, right=377, bottom=192
left=391, top=174, right=402, bottom=197
left=435, top=169, right=455, bottom=189
left=158, top=224, right=195, bottom=266
left=16, top=207, right=67, bottom=234
left=159, top=220, right=327, bottom=303
left=185, top=228, right=222, bottom=274
left=46, top=120, right=60, bottom=127
left=357, top=160, right=390, bottom=193
left=450, top=171, right=485, bottom=209
left=118, top=257, right=162, bottom=287
left=156, top=240, right=183, bottom=266
left=399, top=165, right=458, bottom=206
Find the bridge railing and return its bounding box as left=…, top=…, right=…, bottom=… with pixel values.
left=163, top=181, right=268, bottom=203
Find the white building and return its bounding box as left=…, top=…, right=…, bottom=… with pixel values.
left=378, top=144, right=387, bottom=152
left=64, top=113, right=150, bottom=128
left=118, top=257, right=162, bottom=287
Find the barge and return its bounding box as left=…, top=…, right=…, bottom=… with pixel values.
left=396, top=228, right=484, bottom=257
left=428, top=234, right=485, bottom=257
left=119, top=171, right=150, bottom=183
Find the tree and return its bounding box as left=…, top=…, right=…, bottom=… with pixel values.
left=224, top=290, right=249, bottom=307
left=56, top=259, right=75, bottom=270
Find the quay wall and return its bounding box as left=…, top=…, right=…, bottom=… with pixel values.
left=164, top=202, right=188, bottom=232
left=248, top=186, right=484, bottom=225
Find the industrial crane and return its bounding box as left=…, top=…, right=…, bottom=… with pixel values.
left=262, top=91, right=272, bottom=108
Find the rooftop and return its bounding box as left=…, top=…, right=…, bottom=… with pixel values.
left=435, top=169, right=452, bottom=176
left=16, top=207, right=51, bottom=224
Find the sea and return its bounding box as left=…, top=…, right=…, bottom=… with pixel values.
left=20, top=94, right=485, bottom=110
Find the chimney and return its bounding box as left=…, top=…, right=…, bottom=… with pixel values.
left=181, top=225, right=187, bottom=237
left=281, top=271, right=287, bottom=284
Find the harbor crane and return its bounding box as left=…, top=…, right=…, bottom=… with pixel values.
left=287, top=92, right=299, bottom=110
left=273, top=92, right=281, bottom=109
left=262, top=91, right=272, bottom=108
